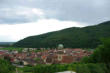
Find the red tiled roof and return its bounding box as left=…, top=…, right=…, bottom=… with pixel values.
left=61, top=56, right=74, bottom=63
left=0, top=51, right=5, bottom=55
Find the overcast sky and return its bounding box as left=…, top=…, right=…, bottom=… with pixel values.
left=0, top=0, right=110, bottom=42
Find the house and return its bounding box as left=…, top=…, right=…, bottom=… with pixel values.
left=0, top=51, right=7, bottom=59
left=22, top=48, right=28, bottom=52
left=0, top=51, right=5, bottom=55
left=12, top=50, right=18, bottom=54
left=22, top=59, right=37, bottom=66
left=60, top=55, right=74, bottom=64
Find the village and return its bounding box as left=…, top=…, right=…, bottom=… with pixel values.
left=0, top=44, right=93, bottom=67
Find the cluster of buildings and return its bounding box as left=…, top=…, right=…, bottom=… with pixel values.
left=0, top=48, right=93, bottom=67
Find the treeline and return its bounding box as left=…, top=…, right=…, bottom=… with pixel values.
left=0, top=42, right=14, bottom=47
left=14, top=21, right=110, bottom=48
left=32, top=63, right=108, bottom=73
left=21, top=63, right=108, bottom=73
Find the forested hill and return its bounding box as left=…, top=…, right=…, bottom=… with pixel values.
left=13, top=21, right=110, bottom=48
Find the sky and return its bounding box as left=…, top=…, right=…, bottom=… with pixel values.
left=0, top=0, right=110, bottom=42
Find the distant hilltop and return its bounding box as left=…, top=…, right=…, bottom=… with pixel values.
left=13, top=21, right=110, bottom=48
left=0, top=42, right=15, bottom=46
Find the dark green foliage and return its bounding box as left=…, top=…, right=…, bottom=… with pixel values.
left=81, top=38, right=110, bottom=73
left=14, top=21, right=110, bottom=48
left=0, top=59, right=15, bottom=73
left=82, top=38, right=110, bottom=64
left=20, top=63, right=107, bottom=73
left=32, top=64, right=68, bottom=73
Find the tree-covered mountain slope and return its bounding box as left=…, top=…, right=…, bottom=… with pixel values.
left=13, top=21, right=110, bottom=48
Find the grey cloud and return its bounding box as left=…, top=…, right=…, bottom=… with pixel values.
left=0, top=0, right=110, bottom=25
left=0, top=6, right=43, bottom=24
left=0, top=16, right=31, bottom=24
left=36, top=0, right=110, bottom=24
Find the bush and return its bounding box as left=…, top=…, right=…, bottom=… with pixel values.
left=0, top=59, right=15, bottom=73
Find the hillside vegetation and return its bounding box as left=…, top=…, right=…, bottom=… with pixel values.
left=14, top=21, right=110, bottom=48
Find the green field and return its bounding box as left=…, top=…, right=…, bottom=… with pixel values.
left=0, top=47, right=23, bottom=52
